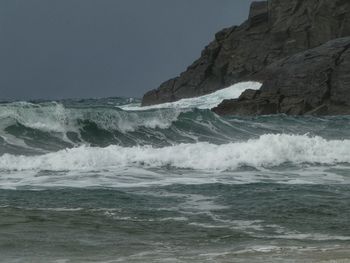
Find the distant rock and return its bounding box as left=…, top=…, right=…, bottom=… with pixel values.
left=141, top=0, right=350, bottom=115
left=213, top=37, right=350, bottom=115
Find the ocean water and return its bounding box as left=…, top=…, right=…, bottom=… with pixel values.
left=1, top=82, right=350, bottom=263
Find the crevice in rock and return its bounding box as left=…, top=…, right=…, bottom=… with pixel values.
left=277, top=94, right=285, bottom=113
left=292, top=0, right=304, bottom=14
left=324, top=43, right=350, bottom=104
left=306, top=27, right=312, bottom=48
left=335, top=43, right=350, bottom=66
left=323, top=67, right=334, bottom=103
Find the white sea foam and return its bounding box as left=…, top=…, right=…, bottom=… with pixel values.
left=0, top=134, right=349, bottom=172
left=121, top=81, right=262, bottom=111
left=271, top=233, right=350, bottom=241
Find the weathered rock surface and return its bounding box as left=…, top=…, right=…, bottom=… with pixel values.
left=142, top=0, right=350, bottom=114
left=213, top=37, right=350, bottom=115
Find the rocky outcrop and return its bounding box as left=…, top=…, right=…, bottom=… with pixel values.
left=212, top=37, right=350, bottom=115
left=142, top=0, right=350, bottom=112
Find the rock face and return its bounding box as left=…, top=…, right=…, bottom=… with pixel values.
left=213, top=37, right=350, bottom=115
left=142, top=0, right=350, bottom=115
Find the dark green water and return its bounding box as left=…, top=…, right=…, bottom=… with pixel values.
left=0, top=98, right=350, bottom=262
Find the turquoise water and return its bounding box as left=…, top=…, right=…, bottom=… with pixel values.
left=0, top=98, right=350, bottom=262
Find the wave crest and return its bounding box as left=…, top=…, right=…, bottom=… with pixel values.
left=121, top=82, right=262, bottom=111
left=1, top=134, right=349, bottom=172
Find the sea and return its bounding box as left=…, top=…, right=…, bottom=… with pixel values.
left=0, top=82, right=350, bottom=263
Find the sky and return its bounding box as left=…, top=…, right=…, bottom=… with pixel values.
left=0, top=0, right=254, bottom=100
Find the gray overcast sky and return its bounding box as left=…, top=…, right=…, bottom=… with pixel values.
left=0, top=0, right=253, bottom=100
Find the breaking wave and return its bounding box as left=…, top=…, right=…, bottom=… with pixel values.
left=0, top=82, right=263, bottom=153
left=1, top=134, right=349, bottom=172
left=120, top=81, right=262, bottom=110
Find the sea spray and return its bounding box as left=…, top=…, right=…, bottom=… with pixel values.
left=121, top=81, right=262, bottom=111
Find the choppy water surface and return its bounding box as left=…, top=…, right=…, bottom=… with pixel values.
left=0, top=83, right=350, bottom=262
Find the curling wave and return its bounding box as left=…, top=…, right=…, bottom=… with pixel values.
left=0, top=82, right=263, bottom=152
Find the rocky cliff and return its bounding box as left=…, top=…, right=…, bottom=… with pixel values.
left=213, top=37, right=350, bottom=115
left=142, top=0, right=350, bottom=115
